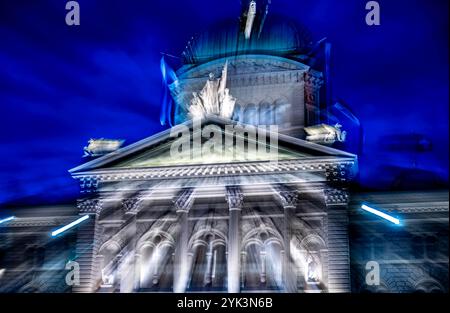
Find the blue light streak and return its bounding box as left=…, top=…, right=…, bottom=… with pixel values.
left=361, top=204, right=401, bottom=225
left=51, top=215, right=89, bottom=237
left=0, top=216, right=15, bottom=225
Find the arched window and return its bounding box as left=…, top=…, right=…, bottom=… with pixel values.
left=136, top=232, right=174, bottom=292
left=306, top=254, right=321, bottom=283
left=242, top=228, right=284, bottom=291
left=190, top=242, right=208, bottom=289
left=264, top=240, right=283, bottom=289
left=232, top=104, right=245, bottom=122
left=295, top=234, right=326, bottom=291
left=258, top=102, right=273, bottom=125
left=430, top=287, right=444, bottom=293
left=243, top=242, right=264, bottom=290
left=415, top=279, right=445, bottom=293
left=97, top=241, right=122, bottom=287
left=153, top=244, right=174, bottom=291
left=139, top=243, right=155, bottom=288
left=244, top=104, right=258, bottom=125
left=188, top=232, right=227, bottom=292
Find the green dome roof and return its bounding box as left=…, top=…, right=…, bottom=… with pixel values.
left=182, top=15, right=313, bottom=65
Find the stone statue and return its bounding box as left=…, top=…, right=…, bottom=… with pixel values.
left=189, top=61, right=236, bottom=119
left=304, top=123, right=347, bottom=145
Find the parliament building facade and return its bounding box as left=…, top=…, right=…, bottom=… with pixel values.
left=0, top=12, right=448, bottom=293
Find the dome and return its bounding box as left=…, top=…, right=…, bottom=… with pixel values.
left=182, top=15, right=313, bottom=65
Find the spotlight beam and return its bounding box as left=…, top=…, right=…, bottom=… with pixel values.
left=51, top=215, right=90, bottom=237
left=0, top=216, right=15, bottom=225
left=361, top=204, right=400, bottom=225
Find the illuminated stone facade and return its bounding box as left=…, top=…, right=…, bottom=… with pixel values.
left=68, top=117, right=358, bottom=293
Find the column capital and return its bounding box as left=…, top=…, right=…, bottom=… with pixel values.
left=274, top=185, right=299, bottom=209
left=323, top=188, right=349, bottom=206
left=77, top=198, right=102, bottom=215
left=173, top=188, right=195, bottom=213
left=225, top=186, right=244, bottom=211
left=122, top=197, right=143, bottom=215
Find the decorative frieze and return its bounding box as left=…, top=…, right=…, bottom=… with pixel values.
left=181, top=57, right=309, bottom=79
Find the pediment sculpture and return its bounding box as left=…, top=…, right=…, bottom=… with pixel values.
left=188, top=61, right=236, bottom=119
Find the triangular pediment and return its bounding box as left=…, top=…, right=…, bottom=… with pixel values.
left=69, top=115, right=356, bottom=174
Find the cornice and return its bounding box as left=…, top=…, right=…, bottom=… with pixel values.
left=72, top=158, right=356, bottom=184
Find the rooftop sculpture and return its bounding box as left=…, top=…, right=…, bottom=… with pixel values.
left=188, top=61, right=236, bottom=120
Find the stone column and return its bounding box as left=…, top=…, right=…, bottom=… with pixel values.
left=173, top=188, right=194, bottom=293
left=186, top=251, right=195, bottom=289
left=117, top=253, right=125, bottom=293
left=203, top=246, right=213, bottom=286
left=73, top=198, right=103, bottom=293
left=225, top=186, right=244, bottom=293
left=275, top=188, right=299, bottom=293
left=260, top=250, right=267, bottom=284
left=211, top=249, right=218, bottom=283
left=133, top=253, right=141, bottom=291
left=324, top=188, right=351, bottom=293
left=240, top=252, right=247, bottom=289
left=122, top=197, right=142, bottom=292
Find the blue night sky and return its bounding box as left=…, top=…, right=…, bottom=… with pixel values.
left=0, top=0, right=448, bottom=206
